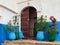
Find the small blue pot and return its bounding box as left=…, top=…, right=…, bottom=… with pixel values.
left=36, top=31, right=44, bottom=41
left=19, top=32, right=24, bottom=39
left=9, top=32, right=16, bottom=40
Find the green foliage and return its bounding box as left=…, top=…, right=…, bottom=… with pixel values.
left=5, top=16, right=19, bottom=32
left=13, top=16, right=19, bottom=26
left=47, top=22, right=58, bottom=34
left=5, top=20, right=14, bottom=32
left=47, top=24, right=58, bottom=34
left=48, top=28, right=58, bottom=34
left=34, top=15, right=48, bottom=32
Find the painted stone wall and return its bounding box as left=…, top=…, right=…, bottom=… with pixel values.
left=0, top=6, right=17, bottom=44
left=0, top=0, right=18, bottom=13
left=0, top=6, right=16, bottom=24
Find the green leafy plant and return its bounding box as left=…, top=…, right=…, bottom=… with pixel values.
left=13, top=16, right=19, bottom=32
left=5, top=16, right=19, bottom=32
left=5, top=20, right=14, bottom=32
left=47, top=23, right=58, bottom=34
left=48, top=28, right=58, bottom=34
left=34, top=15, right=48, bottom=32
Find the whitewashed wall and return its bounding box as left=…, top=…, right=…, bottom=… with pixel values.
left=17, top=0, right=41, bottom=15
left=0, top=6, right=16, bottom=24
left=0, top=0, right=60, bottom=22
left=40, top=0, right=60, bottom=21
left=0, top=0, right=18, bottom=13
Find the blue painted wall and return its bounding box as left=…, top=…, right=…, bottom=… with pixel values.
left=55, top=22, right=60, bottom=41
left=0, top=22, right=60, bottom=43
left=0, top=24, right=19, bottom=44
left=0, top=24, right=6, bottom=44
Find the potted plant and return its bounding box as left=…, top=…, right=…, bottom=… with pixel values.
left=34, top=15, right=48, bottom=40
left=5, top=16, right=19, bottom=40
left=5, top=16, right=24, bottom=40
left=13, top=16, right=24, bottom=40
left=5, top=20, right=16, bottom=40
left=13, top=16, right=19, bottom=40
left=47, top=16, right=58, bottom=41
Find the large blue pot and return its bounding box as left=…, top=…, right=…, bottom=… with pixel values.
left=9, top=32, right=16, bottom=40
left=36, top=31, right=44, bottom=41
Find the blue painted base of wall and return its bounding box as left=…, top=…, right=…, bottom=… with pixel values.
left=0, top=24, right=19, bottom=44
left=0, top=24, right=6, bottom=44
left=55, top=22, right=60, bottom=41
left=0, top=21, right=60, bottom=43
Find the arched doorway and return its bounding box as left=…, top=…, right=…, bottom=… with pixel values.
left=21, top=6, right=37, bottom=39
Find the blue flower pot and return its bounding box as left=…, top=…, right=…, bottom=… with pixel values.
left=19, top=32, right=24, bottom=39
left=36, top=31, right=44, bottom=41
left=9, top=32, right=16, bottom=40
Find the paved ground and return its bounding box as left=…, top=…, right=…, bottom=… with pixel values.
left=3, top=40, right=60, bottom=45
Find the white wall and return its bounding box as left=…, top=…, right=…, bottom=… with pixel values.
left=17, top=0, right=41, bottom=15
left=0, top=0, right=60, bottom=23
left=0, top=6, right=16, bottom=24
left=0, top=0, right=18, bottom=13
left=39, top=0, right=60, bottom=21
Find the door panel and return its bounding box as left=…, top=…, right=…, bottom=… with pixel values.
left=29, top=18, right=34, bottom=37
left=21, top=8, right=29, bottom=39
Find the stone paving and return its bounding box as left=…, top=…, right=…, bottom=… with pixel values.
left=3, top=40, right=60, bottom=45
